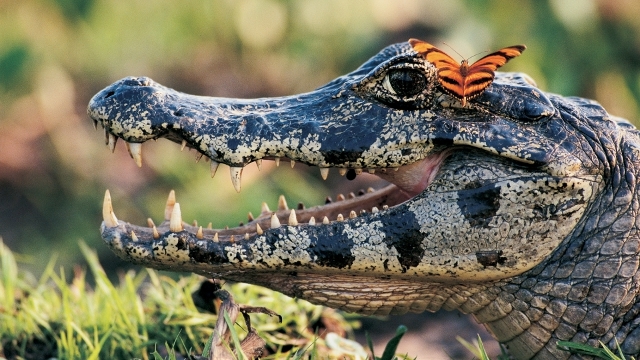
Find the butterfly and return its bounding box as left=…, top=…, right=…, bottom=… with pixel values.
left=409, top=39, right=526, bottom=106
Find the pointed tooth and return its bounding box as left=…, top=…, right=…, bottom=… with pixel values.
left=271, top=213, right=281, bottom=228
left=192, top=220, right=198, bottom=227
left=320, top=167, right=329, bottom=180
left=355, top=168, right=362, bottom=175
left=278, top=195, right=288, bottom=211
left=348, top=192, right=355, bottom=199
left=244, top=233, right=250, bottom=240
left=210, top=161, right=219, bottom=178
left=322, top=216, right=330, bottom=224
left=394, top=167, right=399, bottom=172
left=102, top=190, right=118, bottom=228
left=349, top=211, right=357, bottom=219
left=195, top=153, right=203, bottom=163
left=372, top=207, right=379, bottom=213
left=256, top=223, right=263, bottom=235
left=261, top=202, right=271, bottom=215
left=127, top=142, right=143, bottom=167
left=131, top=231, right=139, bottom=242
left=147, top=218, right=155, bottom=227
left=230, top=166, right=243, bottom=193
left=309, top=216, right=316, bottom=225
left=247, top=212, right=254, bottom=221
left=337, top=214, right=344, bottom=221
left=383, top=205, right=389, bottom=210
left=181, top=139, right=187, bottom=151
left=196, top=226, right=204, bottom=239
left=290, top=159, right=295, bottom=168
left=213, top=233, right=219, bottom=242
left=164, top=190, right=176, bottom=220
left=367, top=187, right=375, bottom=193
left=368, top=169, right=375, bottom=174
left=256, top=159, right=262, bottom=171
left=225, top=225, right=229, bottom=230
left=207, top=222, right=213, bottom=229
left=230, top=235, right=235, bottom=243
left=152, top=225, right=160, bottom=239
left=274, top=157, right=280, bottom=167
left=93, top=119, right=99, bottom=130
left=288, top=209, right=298, bottom=226
left=339, top=168, right=347, bottom=176
left=108, top=134, right=118, bottom=153
left=336, top=194, right=345, bottom=201
left=170, top=203, right=184, bottom=232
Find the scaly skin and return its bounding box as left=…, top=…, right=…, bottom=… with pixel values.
left=88, top=42, right=640, bottom=359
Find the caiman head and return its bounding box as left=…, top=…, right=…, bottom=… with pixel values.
left=88, top=42, right=640, bottom=359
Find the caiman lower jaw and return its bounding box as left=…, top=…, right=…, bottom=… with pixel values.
left=101, top=139, right=453, bottom=242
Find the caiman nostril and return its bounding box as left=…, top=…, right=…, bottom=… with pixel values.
left=105, top=91, right=115, bottom=98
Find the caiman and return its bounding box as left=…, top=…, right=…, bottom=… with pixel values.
left=87, top=41, right=640, bottom=359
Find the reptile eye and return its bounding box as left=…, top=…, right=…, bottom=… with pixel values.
left=383, top=69, right=426, bottom=97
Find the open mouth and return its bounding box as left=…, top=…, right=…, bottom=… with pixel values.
left=101, top=132, right=453, bottom=243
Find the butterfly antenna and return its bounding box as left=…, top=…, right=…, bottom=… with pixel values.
left=442, top=42, right=488, bottom=61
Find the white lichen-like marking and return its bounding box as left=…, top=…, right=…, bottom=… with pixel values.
left=344, top=220, right=403, bottom=272
left=152, top=234, right=190, bottom=263
left=248, top=228, right=313, bottom=267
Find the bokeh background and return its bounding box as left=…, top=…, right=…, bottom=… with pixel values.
left=2, top=0, right=640, bottom=358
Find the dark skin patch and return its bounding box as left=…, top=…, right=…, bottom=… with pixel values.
left=308, top=226, right=356, bottom=269
left=457, top=185, right=501, bottom=227
left=476, top=250, right=506, bottom=267
left=382, top=209, right=425, bottom=272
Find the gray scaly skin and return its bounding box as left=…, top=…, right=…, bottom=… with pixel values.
left=88, top=42, right=640, bottom=359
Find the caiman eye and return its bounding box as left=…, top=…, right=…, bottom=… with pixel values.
left=383, top=69, right=426, bottom=97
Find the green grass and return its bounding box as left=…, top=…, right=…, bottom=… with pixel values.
left=0, top=238, right=634, bottom=359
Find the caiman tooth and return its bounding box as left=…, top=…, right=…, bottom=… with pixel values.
left=192, top=219, right=198, bottom=227
left=170, top=203, right=184, bottom=232
left=367, top=187, right=374, bottom=193
left=261, top=202, right=271, bottom=215
left=126, top=142, right=143, bottom=167
left=230, top=235, right=235, bottom=243
left=210, top=161, right=219, bottom=178
left=278, top=195, right=288, bottom=211
left=339, top=168, right=347, bottom=176
left=337, top=214, right=344, bottom=221
left=274, top=157, right=280, bottom=167
left=320, top=167, right=329, bottom=180
left=131, top=230, right=139, bottom=242
left=322, top=216, right=330, bottom=224
left=213, top=233, right=219, bottom=242
left=290, top=159, right=295, bottom=168
left=309, top=216, right=316, bottom=225
left=383, top=205, right=389, bottom=210
left=152, top=225, right=160, bottom=239
left=348, top=192, right=356, bottom=199
left=271, top=213, right=281, bottom=228
left=247, top=212, right=254, bottom=221
left=230, top=166, right=243, bottom=193
left=349, top=211, right=357, bottom=219
left=394, top=167, right=399, bottom=172
left=288, top=209, right=298, bottom=226
left=355, top=168, right=362, bottom=175
left=181, top=140, right=187, bottom=151
left=164, top=190, right=176, bottom=220
left=196, top=226, right=204, bottom=239
left=244, top=233, right=250, bottom=240
left=368, top=169, right=375, bottom=174
left=372, top=207, right=379, bottom=213
left=102, top=190, right=119, bottom=228
left=336, top=194, right=345, bottom=201
left=256, top=159, right=262, bottom=171
left=195, top=153, right=203, bottom=163
left=256, top=223, right=263, bottom=235
left=147, top=218, right=155, bottom=227
left=108, top=133, right=118, bottom=153
left=207, top=222, right=212, bottom=229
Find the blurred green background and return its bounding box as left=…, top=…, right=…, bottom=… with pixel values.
left=1, top=0, right=640, bottom=355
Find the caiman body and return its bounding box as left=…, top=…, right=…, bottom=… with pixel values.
left=88, top=42, right=640, bottom=359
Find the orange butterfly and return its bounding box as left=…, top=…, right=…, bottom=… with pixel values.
left=409, top=39, right=526, bottom=106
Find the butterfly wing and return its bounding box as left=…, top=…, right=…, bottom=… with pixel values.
left=463, top=45, right=526, bottom=101
left=409, top=39, right=466, bottom=101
